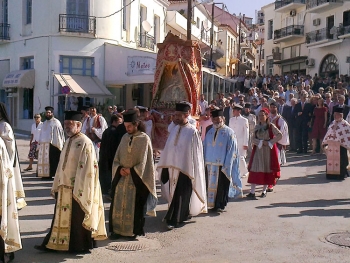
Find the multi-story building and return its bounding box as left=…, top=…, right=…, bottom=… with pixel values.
left=263, top=1, right=308, bottom=76
left=305, top=0, right=350, bottom=78
left=0, top=0, right=168, bottom=131
left=262, top=0, right=350, bottom=78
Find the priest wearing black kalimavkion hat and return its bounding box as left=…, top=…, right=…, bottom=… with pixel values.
left=157, top=102, right=207, bottom=230
left=109, top=109, right=157, bottom=240
left=203, top=108, right=240, bottom=211
left=35, top=111, right=107, bottom=253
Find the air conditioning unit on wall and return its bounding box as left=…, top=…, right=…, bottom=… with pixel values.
left=313, top=18, right=321, bottom=26
left=305, top=58, right=315, bottom=67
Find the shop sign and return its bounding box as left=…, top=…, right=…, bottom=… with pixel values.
left=127, top=56, right=156, bottom=76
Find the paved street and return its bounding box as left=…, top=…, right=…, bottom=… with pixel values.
left=14, top=135, right=350, bottom=263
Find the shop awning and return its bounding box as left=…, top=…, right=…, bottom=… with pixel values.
left=54, top=74, right=114, bottom=98
left=2, top=69, right=35, bottom=88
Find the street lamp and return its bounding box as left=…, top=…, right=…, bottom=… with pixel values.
left=207, top=1, right=225, bottom=70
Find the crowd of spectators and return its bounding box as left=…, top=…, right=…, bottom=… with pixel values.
left=199, top=72, right=350, bottom=155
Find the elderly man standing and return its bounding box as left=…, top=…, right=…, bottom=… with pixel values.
left=204, top=109, right=240, bottom=212
left=38, top=106, right=65, bottom=179
left=157, top=102, right=207, bottom=229
left=85, top=104, right=108, bottom=161
left=35, top=111, right=107, bottom=253
left=229, top=104, right=249, bottom=184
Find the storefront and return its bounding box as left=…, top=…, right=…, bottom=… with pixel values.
left=1, top=69, right=35, bottom=128
left=104, top=43, right=157, bottom=109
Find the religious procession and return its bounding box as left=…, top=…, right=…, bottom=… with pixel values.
left=1, top=9, right=350, bottom=263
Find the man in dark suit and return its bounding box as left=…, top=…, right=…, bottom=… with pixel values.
left=294, top=94, right=313, bottom=153
left=282, top=98, right=296, bottom=151
left=332, top=95, right=350, bottom=121
left=223, top=99, right=233, bottom=126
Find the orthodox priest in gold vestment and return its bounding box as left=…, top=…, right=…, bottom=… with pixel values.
left=35, top=111, right=107, bottom=253
left=0, top=137, right=24, bottom=262
left=110, top=109, right=157, bottom=239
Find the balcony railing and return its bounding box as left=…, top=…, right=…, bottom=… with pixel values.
left=138, top=33, right=155, bottom=51
left=339, top=24, right=350, bottom=36
left=274, top=25, right=304, bottom=40
left=0, top=23, right=10, bottom=40
left=59, top=14, right=96, bottom=34
left=275, top=0, right=305, bottom=9
left=306, top=27, right=339, bottom=43
left=306, top=0, right=339, bottom=9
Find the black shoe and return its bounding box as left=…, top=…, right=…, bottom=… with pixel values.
left=266, top=188, right=273, bottom=192
left=34, top=245, right=52, bottom=252
left=109, top=233, right=121, bottom=240
left=167, top=224, right=175, bottom=230
left=297, top=150, right=303, bottom=154
left=260, top=192, right=267, bottom=198
left=246, top=192, right=256, bottom=198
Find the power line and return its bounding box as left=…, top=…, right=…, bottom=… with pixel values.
left=96, top=0, right=136, bottom=19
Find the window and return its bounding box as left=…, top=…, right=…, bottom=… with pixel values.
left=122, top=0, right=127, bottom=30
left=21, top=56, right=34, bottom=119
left=3, top=0, right=8, bottom=24
left=60, top=56, right=94, bottom=76
left=26, top=0, right=32, bottom=24
left=344, top=10, right=350, bottom=27
left=196, top=17, right=200, bottom=29
left=268, top=20, right=273, bottom=40
left=22, top=56, right=34, bottom=70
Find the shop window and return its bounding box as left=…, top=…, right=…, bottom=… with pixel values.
left=21, top=56, right=34, bottom=119
left=22, top=88, right=33, bottom=119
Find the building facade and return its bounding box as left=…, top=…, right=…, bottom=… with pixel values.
left=0, top=0, right=168, bottom=131
left=262, top=0, right=350, bottom=78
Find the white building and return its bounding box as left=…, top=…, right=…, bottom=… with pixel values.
left=262, top=0, right=350, bottom=78
left=305, top=1, right=350, bottom=78
left=0, top=0, right=168, bottom=131
left=262, top=1, right=308, bottom=76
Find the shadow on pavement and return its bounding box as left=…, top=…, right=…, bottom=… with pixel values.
left=257, top=198, right=350, bottom=209
left=277, top=172, right=340, bottom=186
left=279, top=208, right=350, bottom=218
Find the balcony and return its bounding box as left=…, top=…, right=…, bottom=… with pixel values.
left=138, top=33, right=155, bottom=51
left=166, top=10, right=201, bottom=42
left=59, top=14, right=96, bottom=35
left=274, top=25, right=304, bottom=43
left=275, top=0, right=306, bottom=13
left=306, top=0, right=343, bottom=13
left=338, top=24, right=350, bottom=39
left=306, top=27, right=343, bottom=47
left=0, top=23, right=10, bottom=41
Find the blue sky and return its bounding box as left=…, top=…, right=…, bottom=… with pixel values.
left=219, top=0, right=273, bottom=22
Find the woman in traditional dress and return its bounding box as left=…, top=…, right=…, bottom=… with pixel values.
left=311, top=98, right=328, bottom=154
left=24, top=114, right=43, bottom=171
left=246, top=108, right=282, bottom=198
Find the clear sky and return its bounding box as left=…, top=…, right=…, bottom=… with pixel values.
left=218, top=0, right=273, bottom=22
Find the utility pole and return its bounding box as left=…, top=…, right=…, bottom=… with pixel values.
left=209, top=3, right=215, bottom=69
left=258, top=38, right=263, bottom=75
left=237, top=14, right=245, bottom=75
left=187, top=0, right=192, bottom=40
